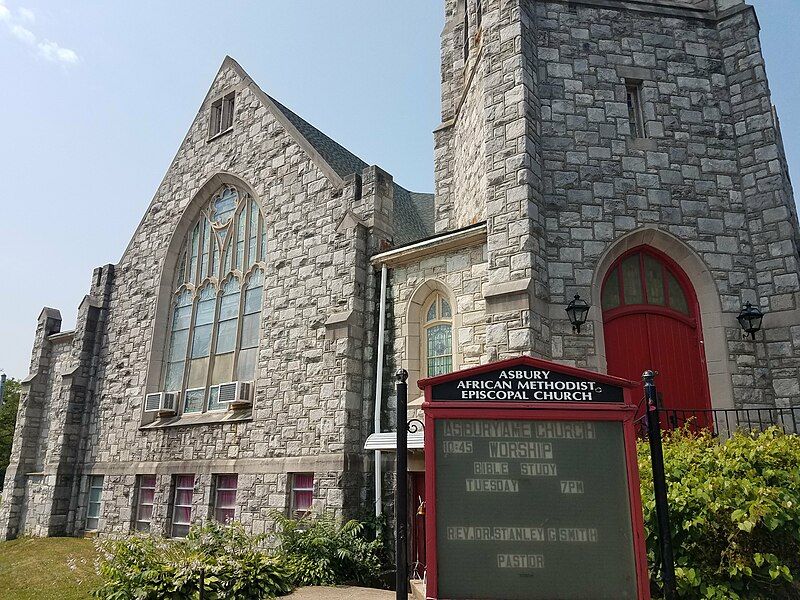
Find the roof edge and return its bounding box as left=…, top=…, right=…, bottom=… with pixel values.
left=222, top=56, right=345, bottom=188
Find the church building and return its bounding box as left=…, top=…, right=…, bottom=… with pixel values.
left=2, top=0, right=799, bottom=555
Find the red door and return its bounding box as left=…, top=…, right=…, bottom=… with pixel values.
left=602, top=247, right=712, bottom=429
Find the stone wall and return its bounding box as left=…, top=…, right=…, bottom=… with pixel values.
left=1, top=59, right=384, bottom=539
left=432, top=0, right=800, bottom=408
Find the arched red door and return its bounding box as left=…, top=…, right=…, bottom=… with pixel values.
left=602, top=247, right=712, bottom=427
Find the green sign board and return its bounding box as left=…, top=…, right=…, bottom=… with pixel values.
left=434, top=418, right=638, bottom=599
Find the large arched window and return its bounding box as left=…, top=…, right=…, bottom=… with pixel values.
left=163, top=185, right=266, bottom=414
left=423, top=293, right=453, bottom=377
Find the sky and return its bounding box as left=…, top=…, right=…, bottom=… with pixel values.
left=0, top=1, right=798, bottom=378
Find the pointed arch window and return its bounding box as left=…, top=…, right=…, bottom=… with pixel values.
left=601, top=249, right=690, bottom=316
left=162, top=184, right=266, bottom=414
left=423, top=293, right=453, bottom=377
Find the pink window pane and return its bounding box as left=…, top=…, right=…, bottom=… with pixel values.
left=215, top=508, right=235, bottom=524
left=139, top=488, right=155, bottom=504
left=173, top=506, right=192, bottom=524
left=176, top=475, right=194, bottom=488
left=294, top=490, right=313, bottom=511
left=217, top=490, right=237, bottom=509
left=217, top=475, right=238, bottom=489
left=138, top=504, right=153, bottom=522
left=294, top=474, right=313, bottom=489
left=141, top=475, right=156, bottom=488
left=175, top=489, right=193, bottom=506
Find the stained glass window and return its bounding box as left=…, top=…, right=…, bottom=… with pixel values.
left=162, top=185, right=266, bottom=415
left=602, top=250, right=691, bottom=316
left=424, top=292, right=454, bottom=377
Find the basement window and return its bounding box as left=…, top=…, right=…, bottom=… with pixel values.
left=209, top=92, right=235, bottom=139
left=626, top=83, right=646, bottom=139
left=289, top=473, right=314, bottom=520
left=171, top=474, right=195, bottom=537
left=86, top=475, right=104, bottom=531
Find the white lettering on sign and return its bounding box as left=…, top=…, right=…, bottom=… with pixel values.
left=447, top=527, right=547, bottom=542
left=535, top=422, right=596, bottom=439
left=546, top=528, right=598, bottom=543
left=448, top=369, right=609, bottom=402
left=489, top=441, right=554, bottom=460
left=560, top=480, right=585, bottom=494
left=465, top=478, right=519, bottom=493
left=520, top=462, right=558, bottom=476
left=445, top=421, right=534, bottom=438
left=442, top=441, right=473, bottom=454
left=497, top=554, right=545, bottom=569
left=474, top=461, right=509, bottom=475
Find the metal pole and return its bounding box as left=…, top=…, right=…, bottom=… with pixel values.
left=643, top=370, right=677, bottom=600
left=395, top=369, right=409, bottom=599
left=374, top=263, right=389, bottom=519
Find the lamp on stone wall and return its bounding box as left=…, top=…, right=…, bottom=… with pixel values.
left=737, top=301, right=764, bottom=340
left=565, top=294, right=590, bottom=334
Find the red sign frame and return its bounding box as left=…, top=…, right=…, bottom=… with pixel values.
left=419, top=356, right=651, bottom=600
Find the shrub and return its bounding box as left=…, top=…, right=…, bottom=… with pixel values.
left=272, top=512, right=390, bottom=587
left=638, top=427, right=800, bottom=599
left=93, top=521, right=293, bottom=600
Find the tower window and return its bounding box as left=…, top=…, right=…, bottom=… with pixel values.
left=626, top=83, right=645, bottom=139
left=209, top=92, right=235, bottom=138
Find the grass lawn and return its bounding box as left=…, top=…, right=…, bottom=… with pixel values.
left=0, top=537, right=100, bottom=599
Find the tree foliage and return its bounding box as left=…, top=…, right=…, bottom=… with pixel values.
left=0, top=377, right=21, bottom=487
left=639, top=427, right=800, bottom=599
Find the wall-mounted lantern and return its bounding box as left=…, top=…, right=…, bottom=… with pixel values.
left=737, top=301, right=764, bottom=340
left=566, top=294, right=590, bottom=334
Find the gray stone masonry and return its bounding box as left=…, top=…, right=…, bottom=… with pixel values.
left=428, top=0, right=799, bottom=408
left=3, top=0, right=800, bottom=542
left=0, top=57, right=410, bottom=539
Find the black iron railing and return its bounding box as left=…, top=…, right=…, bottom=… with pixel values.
left=636, top=403, right=800, bottom=438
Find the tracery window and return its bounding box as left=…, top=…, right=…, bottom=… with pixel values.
left=163, top=185, right=266, bottom=414
left=602, top=249, right=689, bottom=315
left=423, top=293, right=453, bottom=377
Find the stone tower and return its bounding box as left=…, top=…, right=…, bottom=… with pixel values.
left=433, top=0, right=800, bottom=407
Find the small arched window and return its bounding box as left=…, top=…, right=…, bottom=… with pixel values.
left=602, top=249, right=690, bottom=315
left=423, top=293, right=453, bottom=377
left=163, top=185, right=266, bottom=414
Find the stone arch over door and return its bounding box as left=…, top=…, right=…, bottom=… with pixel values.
left=590, top=227, right=735, bottom=409
left=144, top=172, right=263, bottom=408
left=404, top=279, right=460, bottom=399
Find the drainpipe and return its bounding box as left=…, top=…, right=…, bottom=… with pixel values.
left=374, top=263, right=388, bottom=518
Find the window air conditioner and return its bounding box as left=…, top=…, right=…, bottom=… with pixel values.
left=219, top=381, right=253, bottom=410
left=144, top=392, right=178, bottom=417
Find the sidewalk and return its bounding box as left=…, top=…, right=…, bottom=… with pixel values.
left=285, top=586, right=396, bottom=600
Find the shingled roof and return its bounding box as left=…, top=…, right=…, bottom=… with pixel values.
left=266, top=94, right=434, bottom=246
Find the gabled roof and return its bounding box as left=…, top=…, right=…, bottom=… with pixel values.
left=221, top=57, right=434, bottom=245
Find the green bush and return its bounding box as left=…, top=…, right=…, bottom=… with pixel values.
left=639, top=427, right=800, bottom=599
left=272, top=512, right=390, bottom=587
left=93, top=521, right=293, bottom=600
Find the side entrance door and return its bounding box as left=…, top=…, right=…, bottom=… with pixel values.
left=601, top=247, right=712, bottom=428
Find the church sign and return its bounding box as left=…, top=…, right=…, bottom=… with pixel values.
left=419, top=356, right=650, bottom=600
